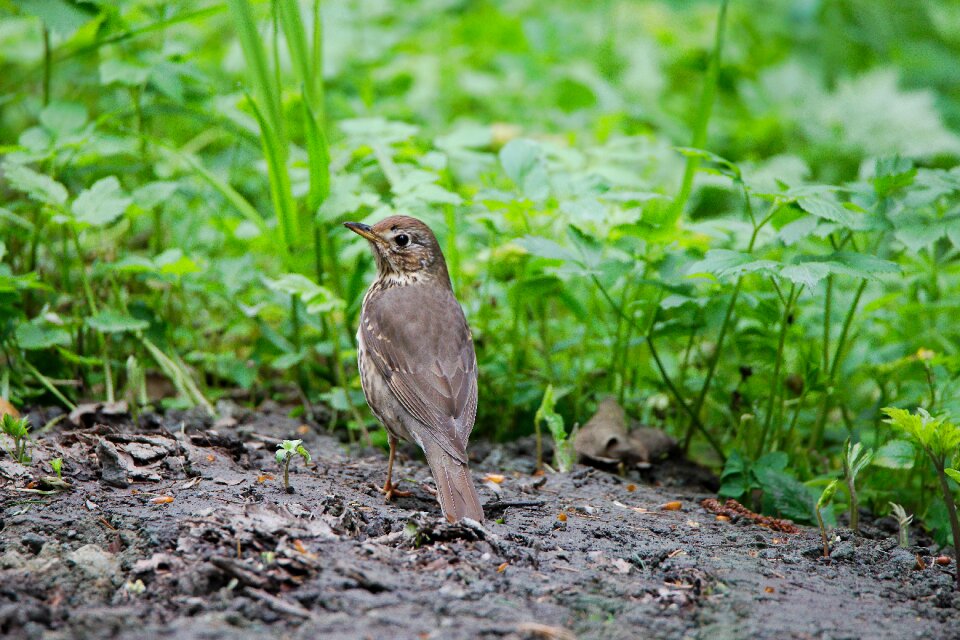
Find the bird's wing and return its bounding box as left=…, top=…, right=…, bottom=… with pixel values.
left=361, top=284, right=478, bottom=463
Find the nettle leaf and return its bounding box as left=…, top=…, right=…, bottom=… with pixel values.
left=685, top=250, right=779, bottom=280
left=797, top=196, right=870, bottom=230
left=39, top=101, right=88, bottom=136
left=15, top=322, right=71, bottom=350
left=3, top=161, right=68, bottom=207
left=778, top=216, right=819, bottom=246
left=515, top=236, right=579, bottom=263
left=499, top=138, right=549, bottom=200
left=873, top=439, right=915, bottom=469
left=872, top=156, right=916, bottom=198
left=99, top=59, right=150, bottom=87
left=132, top=181, right=179, bottom=210
left=894, top=221, right=947, bottom=252
left=783, top=252, right=900, bottom=286
left=18, top=0, right=98, bottom=35
left=266, top=273, right=345, bottom=315
left=155, top=249, right=200, bottom=276
left=317, top=174, right=380, bottom=221
left=340, top=118, right=418, bottom=146
left=72, top=176, right=132, bottom=226
left=85, top=310, right=149, bottom=334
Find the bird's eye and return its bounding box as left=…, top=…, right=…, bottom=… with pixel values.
left=395, top=234, right=409, bottom=247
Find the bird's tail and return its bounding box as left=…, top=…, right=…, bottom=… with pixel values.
left=422, top=439, right=485, bottom=523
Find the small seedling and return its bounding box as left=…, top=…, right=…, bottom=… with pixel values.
left=889, top=502, right=913, bottom=548
left=50, top=457, right=63, bottom=477
left=2, top=414, right=31, bottom=465
left=276, top=439, right=311, bottom=493
left=842, top=439, right=873, bottom=533
left=882, top=407, right=960, bottom=588
left=816, top=480, right=839, bottom=558
left=534, top=385, right=574, bottom=473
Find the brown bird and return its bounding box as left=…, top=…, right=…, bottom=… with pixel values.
left=345, top=215, right=485, bottom=523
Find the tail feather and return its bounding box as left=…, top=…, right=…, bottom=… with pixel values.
left=423, top=439, right=484, bottom=523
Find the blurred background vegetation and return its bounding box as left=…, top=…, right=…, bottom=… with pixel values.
left=1, top=0, right=959, bottom=538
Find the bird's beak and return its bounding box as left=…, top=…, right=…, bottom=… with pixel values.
left=344, top=221, right=384, bottom=245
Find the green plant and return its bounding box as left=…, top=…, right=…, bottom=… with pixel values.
left=1, top=414, right=31, bottom=465
left=534, top=385, right=574, bottom=473
left=816, top=480, right=840, bottom=558
left=50, top=457, right=63, bottom=478
left=889, top=502, right=913, bottom=548
left=842, top=439, right=874, bottom=533
left=882, top=407, right=960, bottom=587
left=276, top=439, right=311, bottom=493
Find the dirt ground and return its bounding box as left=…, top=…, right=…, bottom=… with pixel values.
left=1, top=403, right=958, bottom=640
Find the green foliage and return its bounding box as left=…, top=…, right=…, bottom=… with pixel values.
left=1, top=414, right=31, bottom=465
left=535, top=385, right=574, bottom=473
left=1, top=0, right=959, bottom=537
left=50, top=457, right=63, bottom=478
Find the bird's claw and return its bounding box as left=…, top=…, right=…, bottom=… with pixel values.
left=380, top=481, right=412, bottom=500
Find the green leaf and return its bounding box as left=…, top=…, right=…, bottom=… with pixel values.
left=873, top=439, right=915, bottom=469
left=39, top=101, right=88, bottom=136
left=155, top=249, right=200, bottom=276
left=3, top=161, right=68, bottom=207
left=72, top=176, right=132, bottom=226
left=535, top=384, right=574, bottom=472
left=266, top=273, right=344, bottom=314
left=872, top=157, right=916, bottom=197
left=754, top=466, right=816, bottom=524
left=675, top=147, right=741, bottom=179
left=797, top=196, right=869, bottom=231
left=99, top=59, right=150, bottom=87
left=15, top=322, right=71, bottom=350
left=685, top=250, right=780, bottom=281
left=499, top=139, right=549, bottom=200
left=817, top=479, right=840, bottom=509
left=271, top=352, right=305, bottom=370
left=944, top=468, right=960, bottom=485
left=85, top=310, right=149, bottom=334
left=718, top=450, right=749, bottom=499
left=18, top=0, right=98, bottom=35
left=515, top=236, right=579, bottom=263
left=132, top=181, right=179, bottom=210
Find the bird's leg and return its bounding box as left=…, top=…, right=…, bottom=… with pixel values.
left=381, top=435, right=412, bottom=500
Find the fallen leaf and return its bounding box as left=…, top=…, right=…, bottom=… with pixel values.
left=764, top=586, right=775, bottom=594
left=716, top=515, right=730, bottom=522
left=206, top=454, right=215, bottom=462
left=293, top=539, right=309, bottom=554
left=212, top=476, right=244, bottom=486
left=297, top=424, right=311, bottom=435
left=26, top=480, right=38, bottom=489
left=151, top=495, right=174, bottom=504
left=0, top=398, right=19, bottom=419
left=626, top=484, right=637, bottom=492
left=660, top=501, right=682, bottom=511
left=936, top=556, right=952, bottom=566
left=915, top=555, right=926, bottom=570
left=667, top=549, right=686, bottom=559
left=497, top=562, right=509, bottom=573
left=483, top=474, right=505, bottom=484
left=557, top=513, right=568, bottom=522
left=85, top=499, right=99, bottom=510
left=257, top=473, right=274, bottom=483
left=180, top=477, right=202, bottom=489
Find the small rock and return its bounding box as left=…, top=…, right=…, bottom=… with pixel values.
left=67, top=544, right=120, bottom=583
left=21, top=533, right=46, bottom=555
left=889, top=547, right=917, bottom=573
left=831, top=541, right=856, bottom=561
left=96, top=440, right=129, bottom=488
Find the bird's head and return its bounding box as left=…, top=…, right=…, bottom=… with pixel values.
left=345, top=215, right=450, bottom=287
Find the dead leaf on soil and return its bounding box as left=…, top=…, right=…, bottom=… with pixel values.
left=483, top=473, right=505, bottom=484
left=574, top=397, right=676, bottom=469
left=660, top=501, right=682, bottom=511
left=151, top=495, right=174, bottom=504
left=515, top=621, right=576, bottom=640
left=497, top=562, right=509, bottom=573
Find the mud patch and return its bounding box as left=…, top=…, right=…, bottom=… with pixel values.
left=1, top=407, right=957, bottom=639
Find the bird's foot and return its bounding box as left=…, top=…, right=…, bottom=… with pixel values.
left=380, top=481, right=412, bottom=501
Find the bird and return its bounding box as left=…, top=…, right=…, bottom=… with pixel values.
left=345, top=215, right=485, bottom=523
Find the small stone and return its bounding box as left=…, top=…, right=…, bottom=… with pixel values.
left=831, top=541, right=856, bottom=561
left=21, top=533, right=46, bottom=554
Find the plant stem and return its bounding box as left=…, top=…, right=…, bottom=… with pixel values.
left=42, top=26, right=51, bottom=106
left=822, top=275, right=832, bottom=373
left=668, top=0, right=730, bottom=222
left=757, top=283, right=798, bottom=457
left=935, top=464, right=960, bottom=589
left=22, top=359, right=77, bottom=411
left=816, top=506, right=830, bottom=558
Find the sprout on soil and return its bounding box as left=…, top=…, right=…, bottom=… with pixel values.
left=276, top=439, right=311, bottom=493
left=889, top=502, right=913, bottom=548
left=842, top=439, right=873, bottom=534
left=816, top=479, right=840, bottom=558
left=2, top=414, right=31, bottom=465
left=50, top=457, right=63, bottom=478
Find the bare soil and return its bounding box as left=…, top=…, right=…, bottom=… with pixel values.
left=1, top=404, right=958, bottom=640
